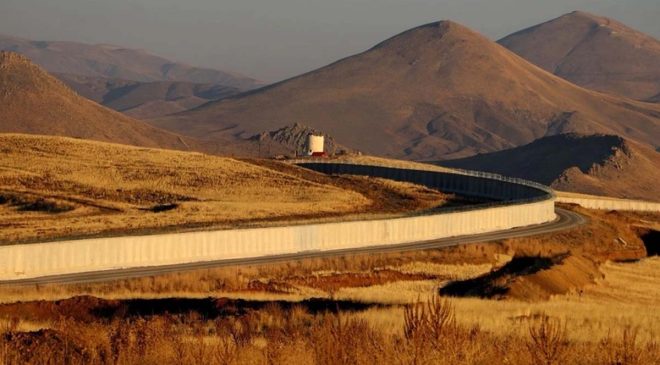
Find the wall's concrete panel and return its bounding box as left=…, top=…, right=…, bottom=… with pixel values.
left=0, top=163, right=556, bottom=281
left=556, top=196, right=660, bottom=212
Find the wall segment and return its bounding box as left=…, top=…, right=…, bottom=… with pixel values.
left=0, top=162, right=556, bottom=281
left=555, top=192, right=660, bottom=212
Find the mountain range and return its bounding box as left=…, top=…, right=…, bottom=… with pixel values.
left=0, top=34, right=264, bottom=119
left=499, top=11, right=660, bottom=102
left=0, top=34, right=260, bottom=89
left=440, top=133, right=660, bottom=201
left=54, top=73, right=241, bottom=119
left=2, top=13, right=659, bottom=200
left=150, top=20, right=660, bottom=161
left=0, top=51, right=198, bottom=150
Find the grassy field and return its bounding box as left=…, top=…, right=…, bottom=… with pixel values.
left=1, top=136, right=658, bottom=363
left=0, top=134, right=453, bottom=244
left=0, top=208, right=657, bottom=364
left=1, top=256, right=658, bottom=364
left=329, top=154, right=456, bottom=172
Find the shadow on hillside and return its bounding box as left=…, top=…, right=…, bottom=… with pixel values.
left=639, top=229, right=660, bottom=256
left=439, top=254, right=566, bottom=298
left=0, top=296, right=384, bottom=323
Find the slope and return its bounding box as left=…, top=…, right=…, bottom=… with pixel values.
left=0, top=134, right=450, bottom=243
left=55, top=73, right=241, bottom=119
left=0, top=34, right=260, bottom=90
left=153, top=21, right=660, bottom=160
left=440, top=133, right=660, bottom=201
left=498, top=11, right=660, bottom=101
left=250, top=123, right=353, bottom=157
left=0, top=51, right=199, bottom=150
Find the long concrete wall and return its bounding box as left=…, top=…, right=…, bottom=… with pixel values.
left=555, top=192, right=660, bottom=212
left=0, top=163, right=556, bottom=281
left=296, top=162, right=551, bottom=203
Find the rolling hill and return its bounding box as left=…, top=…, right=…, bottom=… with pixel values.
left=498, top=11, right=660, bottom=101
left=440, top=133, right=660, bottom=201
left=0, top=51, right=199, bottom=150
left=55, top=73, right=241, bottom=119
left=250, top=123, right=353, bottom=157
left=0, top=33, right=261, bottom=90
left=152, top=21, right=660, bottom=160
left=0, top=134, right=359, bottom=243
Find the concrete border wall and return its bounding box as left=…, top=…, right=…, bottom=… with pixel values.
left=296, top=162, right=552, bottom=203
left=556, top=194, right=660, bottom=212
left=0, top=163, right=556, bottom=281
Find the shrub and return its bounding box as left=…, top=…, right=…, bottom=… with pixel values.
left=526, top=315, right=568, bottom=365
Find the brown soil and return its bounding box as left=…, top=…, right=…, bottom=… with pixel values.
left=3, top=329, right=89, bottom=364
left=283, top=269, right=435, bottom=292
left=0, top=296, right=376, bottom=323
left=440, top=254, right=602, bottom=300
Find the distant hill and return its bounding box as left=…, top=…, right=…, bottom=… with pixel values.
left=0, top=34, right=261, bottom=90
left=250, top=123, right=353, bottom=157
left=0, top=51, right=200, bottom=150
left=0, top=133, right=375, bottom=243
left=55, top=73, right=241, bottom=119
left=499, top=11, right=660, bottom=101
left=440, top=133, right=660, bottom=201
left=152, top=20, right=660, bottom=160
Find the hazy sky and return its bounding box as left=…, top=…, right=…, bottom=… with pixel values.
left=1, top=0, right=658, bottom=82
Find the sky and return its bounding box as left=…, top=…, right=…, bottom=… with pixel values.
left=1, top=0, right=658, bottom=82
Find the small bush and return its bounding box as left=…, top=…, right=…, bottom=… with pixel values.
left=526, top=315, right=568, bottom=365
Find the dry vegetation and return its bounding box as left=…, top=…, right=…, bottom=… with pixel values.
left=328, top=154, right=455, bottom=172
left=0, top=294, right=658, bottom=365
left=0, top=134, right=454, bottom=244
left=0, top=207, right=658, bottom=364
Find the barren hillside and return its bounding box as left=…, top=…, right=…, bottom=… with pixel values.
left=0, top=134, right=451, bottom=244
left=56, top=73, right=241, bottom=119
left=0, top=34, right=260, bottom=90
left=0, top=51, right=210, bottom=150
left=152, top=21, right=660, bottom=160
left=440, top=133, right=660, bottom=201
left=499, top=11, right=660, bottom=101
left=250, top=123, right=353, bottom=157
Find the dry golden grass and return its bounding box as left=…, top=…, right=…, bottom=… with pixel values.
left=1, top=207, right=654, bottom=303
left=0, top=209, right=658, bottom=363
left=1, top=294, right=658, bottom=365
left=0, top=134, right=451, bottom=244
left=0, top=202, right=657, bottom=363
left=336, top=258, right=660, bottom=345
left=330, top=154, right=455, bottom=172
left=578, top=257, right=660, bottom=306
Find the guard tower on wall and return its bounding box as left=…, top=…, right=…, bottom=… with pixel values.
left=306, top=135, right=325, bottom=156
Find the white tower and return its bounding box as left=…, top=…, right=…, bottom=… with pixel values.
left=306, top=135, right=324, bottom=156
